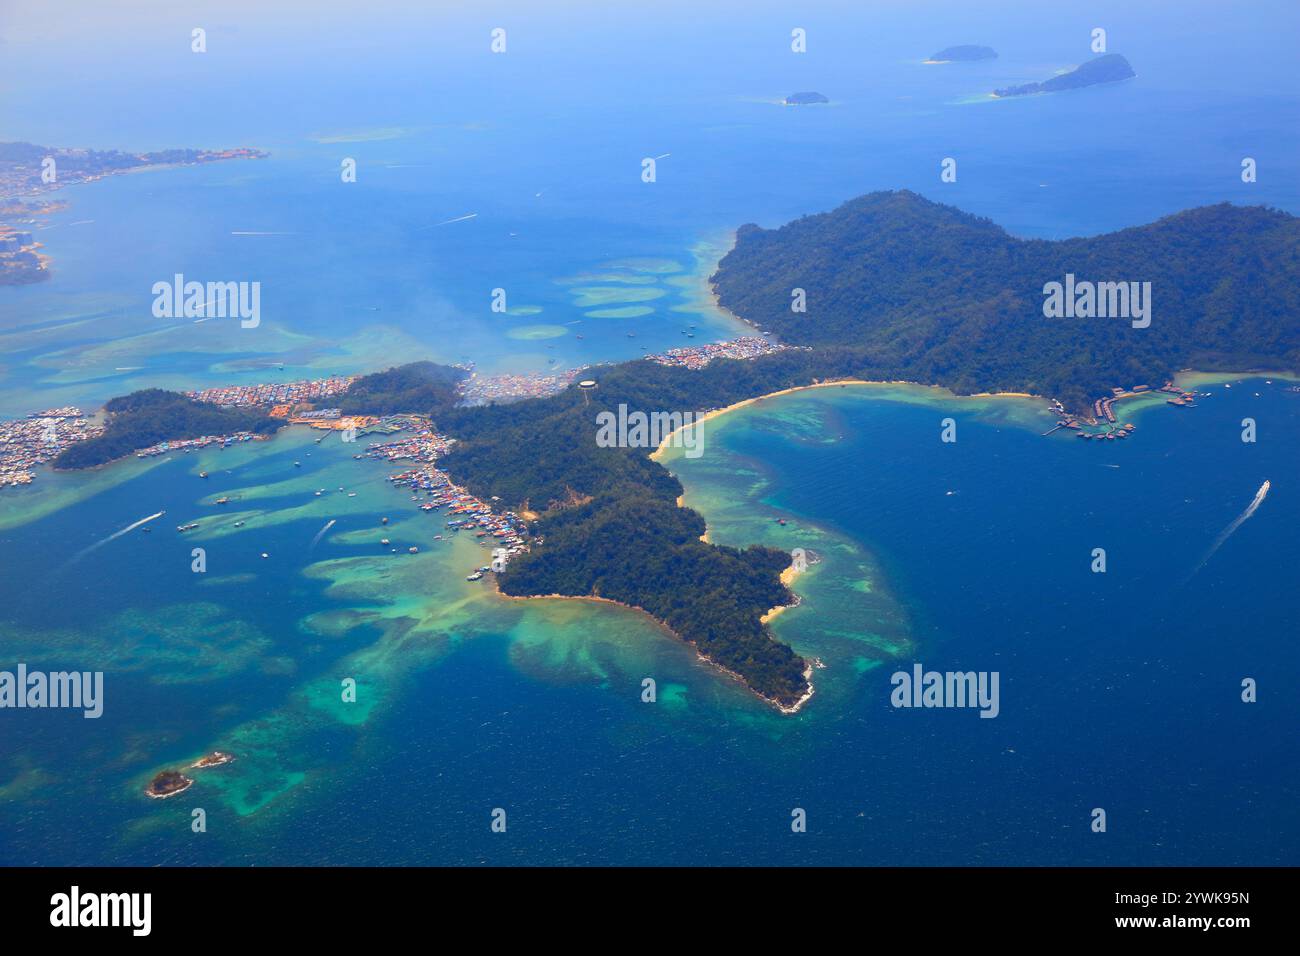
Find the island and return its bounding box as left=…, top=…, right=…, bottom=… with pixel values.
left=143, top=751, right=235, bottom=799
left=54, top=192, right=1300, bottom=713
left=52, top=388, right=283, bottom=470
left=144, top=770, right=193, bottom=799
left=927, top=45, right=997, bottom=63
left=783, top=91, right=829, bottom=105
left=190, top=751, right=235, bottom=770
left=992, top=53, right=1135, bottom=98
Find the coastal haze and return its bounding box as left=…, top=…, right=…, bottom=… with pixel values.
left=4, top=0, right=1300, bottom=413
left=0, top=0, right=1298, bottom=868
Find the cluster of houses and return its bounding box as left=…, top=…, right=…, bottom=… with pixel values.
left=0, top=408, right=102, bottom=485
left=1046, top=381, right=1205, bottom=441
left=360, top=422, right=529, bottom=574
left=136, top=432, right=261, bottom=458
left=186, top=376, right=355, bottom=408
left=646, top=336, right=801, bottom=370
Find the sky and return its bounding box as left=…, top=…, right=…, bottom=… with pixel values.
left=4, top=1, right=1299, bottom=150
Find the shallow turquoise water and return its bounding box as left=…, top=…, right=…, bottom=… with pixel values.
left=1, top=380, right=1296, bottom=865
left=2, top=0, right=1299, bottom=865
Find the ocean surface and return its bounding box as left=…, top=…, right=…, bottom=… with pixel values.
left=1, top=0, right=1298, bottom=865
left=1, top=379, right=1296, bottom=865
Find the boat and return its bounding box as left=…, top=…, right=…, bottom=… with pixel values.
left=466, top=571, right=483, bottom=581
left=293, top=461, right=301, bottom=467
left=381, top=517, right=388, bottom=524
left=199, top=471, right=208, bottom=479
left=408, top=546, right=419, bottom=554
left=347, top=492, right=357, bottom=497
left=215, top=496, right=230, bottom=505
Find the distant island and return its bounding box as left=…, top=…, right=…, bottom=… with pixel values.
left=0, top=141, right=267, bottom=285
left=783, top=91, right=829, bottom=105
left=992, top=53, right=1135, bottom=98
left=927, top=45, right=997, bottom=63
left=0, top=141, right=268, bottom=200
left=56, top=192, right=1300, bottom=712
left=144, top=751, right=234, bottom=799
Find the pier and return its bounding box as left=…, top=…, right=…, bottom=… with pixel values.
left=1046, top=381, right=1194, bottom=442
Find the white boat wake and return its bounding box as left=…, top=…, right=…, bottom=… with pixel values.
left=310, top=519, right=336, bottom=551
left=1186, top=480, right=1270, bottom=581
left=69, top=511, right=166, bottom=564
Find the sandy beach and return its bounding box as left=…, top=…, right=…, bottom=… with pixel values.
left=759, top=563, right=799, bottom=625
left=650, top=377, right=1045, bottom=466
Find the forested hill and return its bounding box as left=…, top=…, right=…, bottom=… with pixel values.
left=337, top=360, right=467, bottom=416
left=431, top=353, right=838, bottom=707
left=712, top=191, right=1300, bottom=411
left=53, top=389, right=282, bottom=469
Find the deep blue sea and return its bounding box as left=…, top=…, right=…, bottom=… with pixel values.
left=0, top=0, right=1297, bottom=865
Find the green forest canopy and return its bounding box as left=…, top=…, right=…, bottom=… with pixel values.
left=711, top=191, right=1300, bottom=412
left=53, top=389, right=281, bottom=470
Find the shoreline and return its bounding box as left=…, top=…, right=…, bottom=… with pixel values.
left=651, top=367, right=1300, bottom=460
left=489, top=576, right=813, bottom=714
left=642, top=366, right=1300, bottom=718
left=650, top=377, right=1045, bottom=464
left=760, top=564, right=800, bottom=625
